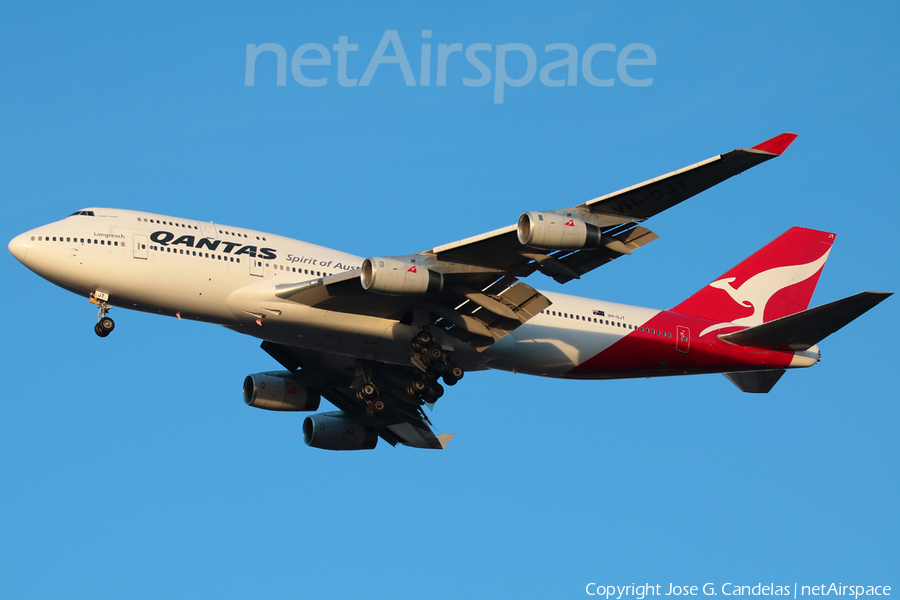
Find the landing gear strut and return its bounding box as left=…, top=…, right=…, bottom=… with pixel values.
left=90, top=292, right=115, bottom=338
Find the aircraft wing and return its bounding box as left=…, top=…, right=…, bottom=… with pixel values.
left=276, top=133, right=796, bottom=350
left=261, top=341, right=453, bottom=449
left=426, top=132, right=798, bottom=284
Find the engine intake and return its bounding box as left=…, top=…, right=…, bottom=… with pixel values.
left=517, top=211, right=601, bottom=250
left=361, top=257, right=443, bottom=295
left=243, top=373, right=320, bottom=412
left=302, top=412, right=378, bottom=450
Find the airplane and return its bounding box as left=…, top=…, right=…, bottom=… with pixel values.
left=8, top=133, right=891, bottom=451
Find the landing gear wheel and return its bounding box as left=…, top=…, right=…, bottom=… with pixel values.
left=98, top=317, right=115, bottom=334
left=94, top=323, right=109, bottom=338
left=413, top=330, right=433, bottom=350
left=373, top=400, right=385, bottom=412
left=427, top=382, right=444, bottom=400
left=425, top=346, right=444, bottom=365
left=407, top=379, right=427, bottom=396
left=365, top=404, right=376, bottom=418
left=361, top=383, right=377, bottom=398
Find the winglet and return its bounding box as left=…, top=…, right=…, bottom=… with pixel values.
left=749, top=132, right=798, bottom=156
left=436, top=433, right=455, bottom=449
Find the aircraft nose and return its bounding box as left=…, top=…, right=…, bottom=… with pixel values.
left=8, top=233, right=28, bottom=263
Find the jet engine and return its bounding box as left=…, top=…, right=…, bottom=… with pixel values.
left=243, top=373, right=321, bottom=412
left=517, top=211, right=602, bottom=250
left=302, top=412, right=378, bottom=450
left=361, top=257, right=443, bottom=295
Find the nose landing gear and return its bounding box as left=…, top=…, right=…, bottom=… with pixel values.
left=90, top=292, right=115, bottom=338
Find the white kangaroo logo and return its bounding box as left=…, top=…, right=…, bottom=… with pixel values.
left=699, top=248, right=831, bottom=337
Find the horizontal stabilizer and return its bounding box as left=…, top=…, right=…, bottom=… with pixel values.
left=724, top=369, right=786, bottom=393
left=719, top=291, right=892, bottom=350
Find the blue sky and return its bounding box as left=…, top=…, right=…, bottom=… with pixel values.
left=2, top=2, right=898, bottom=598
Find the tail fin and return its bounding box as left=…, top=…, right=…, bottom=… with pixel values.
left=671, top=227, right=835, bottom=327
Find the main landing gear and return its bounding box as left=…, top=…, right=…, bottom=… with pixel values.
left=411, top=330, right=465, bottom=388
left=90, top=292, right=115, bottom=338
left=352, top=330, right=466, bottom=417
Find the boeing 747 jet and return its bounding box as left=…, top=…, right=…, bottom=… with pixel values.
left=9, top=133, right=890, bottom=450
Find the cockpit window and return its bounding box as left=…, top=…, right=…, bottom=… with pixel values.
left=69, top=210, right=95, bottom=217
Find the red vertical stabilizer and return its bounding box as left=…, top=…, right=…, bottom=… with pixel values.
left=670, top=227, right=835, bottom=327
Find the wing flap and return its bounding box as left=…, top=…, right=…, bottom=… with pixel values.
left=436, top=279, right=552, bottom=350
left=536, top=225, right=659, bottom=284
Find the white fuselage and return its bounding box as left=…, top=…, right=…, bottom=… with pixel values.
left=8, top=208, right=664, bottom=377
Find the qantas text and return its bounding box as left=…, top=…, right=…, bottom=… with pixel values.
left=150, top=231, right=277, bottom=259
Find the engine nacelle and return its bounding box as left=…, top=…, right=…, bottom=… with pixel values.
left=517, top=211, right=601, bottom=250
left=243, top=373, right=321, bottom=412
left=361, top=257, right=443, bottom=295
left=302, top=412, right=378, bottom=450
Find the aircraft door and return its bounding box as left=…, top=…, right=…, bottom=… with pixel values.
left=133, top=234, right=148, bottom=260
left=250, top=258, right=264, bottom=277
left=676, top=325, right=690, bottom=354
left=200, top=222, right=218, bottom=239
